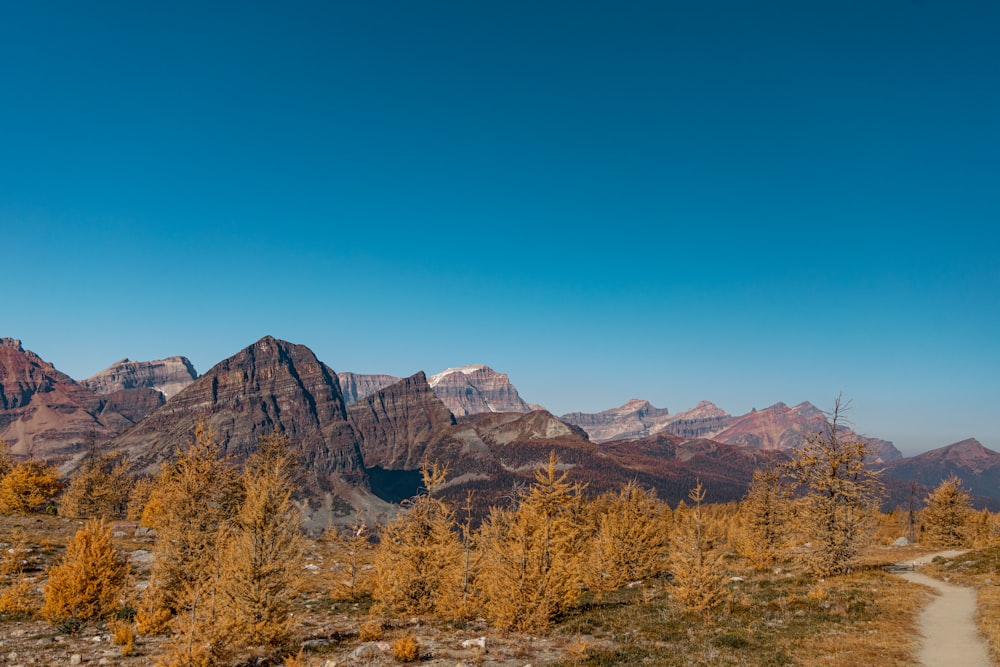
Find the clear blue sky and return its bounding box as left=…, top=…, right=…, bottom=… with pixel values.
left=2, top=1, right=997, bottom=455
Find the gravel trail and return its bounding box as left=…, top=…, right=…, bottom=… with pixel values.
left=895, top=551, right=993, bottom=667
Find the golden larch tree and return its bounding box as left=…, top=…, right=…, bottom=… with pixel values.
left=60, top=448, right=133, bottom=520
left=138, top=418, right=240, bottom=632
left=669, top=480, right=729, bottom=614
left=587, top=481, right=671, bottom=592
left=475, top=453, right=588, bottom=632
left=0, top=527, right=35, bottom=617
left=41, top=518, right=129, bottom=626
left=921, top=474, right=973, bottom=547
left=0, top=439, right=12, bottom=478
left=324, top=521, right=376, bottom=602
left=371, top=463, right=466, bottom=620
left=0, top=459, right=64, bottom=515
left=738, top=466, right=792, bottom=569
left=215, top=432, right=304, bottom=650
left=785, top=397, right=881, bottom=576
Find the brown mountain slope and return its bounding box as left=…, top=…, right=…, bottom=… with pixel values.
left=712, top=401, right=902, bottom=462
left=451, top=412, right=781, bottom=510
left=561, top=399, right=674, bottom=442
left=348, top=371, right=461, bottom=470
left=600, top=434, right=787, bottom=504
left=883, top=438, right=1000, bottom=505
left=347, top=372, right=500, bottom=504
left=0, top=338, right=133, bottom=462
left=338, top=371, right=403, bottom=406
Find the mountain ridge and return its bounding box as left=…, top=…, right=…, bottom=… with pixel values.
left=2, top=335, right=995, bottom=522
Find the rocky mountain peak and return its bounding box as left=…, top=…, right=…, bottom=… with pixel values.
left=427, top=364, right=530, bottom=416
left=347, top=371, right=460, bottom=470
left=883, top=438, right=1000, bottom=505
left=618, top=398, right=658, bottom=414
left=1, top=338, right=24, bottom=351
left=947, top=437, right=988, bottom=453
left=925, top=438, right=994, bottom=465
left=110, top=336, right=364, bottom=479
left=675, top=400, right=730, bottom=420
left=427, top=364, right=488, bottom=387
left=561, top=399, right=672, bottom=443
left=791, top=401, right=824, bottom=418
left=81, top=355, right=198, bottom=399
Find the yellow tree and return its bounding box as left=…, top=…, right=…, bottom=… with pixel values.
left=738, top=466, right=792, bottom=569
left=371, top=463, right=465, bottom=620
left=670, top=481, right=729, bottom=614
left=0, top=460, right=64, bottom=515
left=922, top=474, right=973, bottom=547
left=0, top=439, right=12, bottom=478
left=971, top=510, right=1000, bottom=548
left=475, top=453, right=588, bottom=632
left=587, top=481, right=671, bottom=592
left=325, top=521, right=376, bottom=602
left=215, top=432, right=304, bottom=650
left=41, top=518, right=129, bottom=626
left=138, top=418, right=239, bottom=633
left=60, top=448, right=133, bottom=519
left=785, top=397, right=881, bottom=576
left=0, top=527, right=35, bottom=617
left=127, top=476, right=155, bottom=522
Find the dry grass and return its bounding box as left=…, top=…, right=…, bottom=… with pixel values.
left=979, top=586, right=1000, bottom=665
left=795, top=569, right=925, bottom=667
left=548, top=559, right=928, bottom=666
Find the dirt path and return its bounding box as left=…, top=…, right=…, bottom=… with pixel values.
left=894, top=550, right=993, bottom=667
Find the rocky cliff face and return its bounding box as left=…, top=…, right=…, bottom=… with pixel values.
left=661, top=400, right=733, bottom=439
left=347, top=372, right=460, bottom=469
left=111, top=336, right=365, bottom=481
left=0, top=338, right=132, bottom=461
left=95, top=388, right=166, bottom=425
left=338, top=371, right=402, bottom=406
left=561, top=399, right=674, bottom=442
left=561, top=399, right=735, bottom=442
left=428, top=365, right=530, bottom=416
left=81, top=356, right=198, bottom=398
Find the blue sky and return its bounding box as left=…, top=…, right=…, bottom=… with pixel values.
left=2, top=1, right=997, bottom=455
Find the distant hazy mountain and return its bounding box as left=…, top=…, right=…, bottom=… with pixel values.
left=561, top=399, right=674, bottom=442
left=81, top=356, right=198, bottom=398
left=883, top=438, right=1000, bottom=503
left=338, top=371, right=402, bottom=406
left=427, top=364, right=531, bottom=416
left=712, top=401, right=902, bottom=462
left=564, top=399, right=902, bottom=462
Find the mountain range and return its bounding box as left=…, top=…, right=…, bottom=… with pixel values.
left=2, top=335, right=997, bottom=523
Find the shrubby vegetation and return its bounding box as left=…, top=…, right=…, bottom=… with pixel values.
left=41, top=518, right=129, bottom=626
left=0, top=416, right=999, bottom=665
